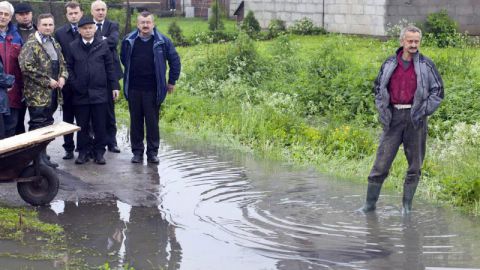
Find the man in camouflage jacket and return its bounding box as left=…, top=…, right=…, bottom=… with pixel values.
left=19, top=14, right=68, bottom=126
left=19, top=13, right=68, bottom=168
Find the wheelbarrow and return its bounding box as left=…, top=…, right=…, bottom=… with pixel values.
left=0, top=122, right=80, bottom=206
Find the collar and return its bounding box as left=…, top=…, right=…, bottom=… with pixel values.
left=38, top=32, right=52, bottom=43
left=18, top=24, right=34, bottom=31
left=137, top=31, right=154, bottom=41
left=71, top=24, right=78, bottom=31
left=0, top=26, right=8, bottom=37
left=94, top=20, right=104, bottom=25
left=35, top=31, right=55, bottom=44
left=82, top=38, right=94, bottom=45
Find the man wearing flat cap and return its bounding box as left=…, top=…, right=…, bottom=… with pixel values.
left=13, top=2, right=35, bottom=135
left=14, top=2, right=35, bottom=43
left=66, top=16, right=120, bottom=165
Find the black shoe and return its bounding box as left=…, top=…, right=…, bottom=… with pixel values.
left=95, top=156, right=106, bottom=165
left=63, top=151, right=74, bottom=160
left=75, top=153, right=90, bottom=164
left=131, top=155, right=143, bottom=163
left=147, top=156, right=159, bottom=164
left=108, top=145, right=121, bottom=153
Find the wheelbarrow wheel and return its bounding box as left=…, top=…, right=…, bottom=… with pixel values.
left=17, top=165, right=59, bottom=206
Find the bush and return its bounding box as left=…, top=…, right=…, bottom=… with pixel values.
left=168, top=21, right=189, bottom=46
left=267, top=19, right=286, bottom=39
left=289, top=17, right=326, bottom=35
left=208, top=0, right=225, bottom=31
left=189, top=30, right=238, bottom=45
left=423, top=9, right=464, bottom=47
left=240, top=11, right=261, bottom=38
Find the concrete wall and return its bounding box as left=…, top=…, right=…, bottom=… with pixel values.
left=386, top=0, right=480, bottom=35
left=229, top=0, right=480, bottom=36
left=324, top=0, right=386, bottom=36
left=230, top=0, right=324, bottom=30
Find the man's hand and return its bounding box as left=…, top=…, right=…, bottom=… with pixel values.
left=112, top=90, right=120, bottom=101
left=7, top=87, right=12, bottom=92
left=58, top=77, right=66, bottom=89
left=49, top=78, right=58, bottom=89
left=167, top=84, right=175, bottom=94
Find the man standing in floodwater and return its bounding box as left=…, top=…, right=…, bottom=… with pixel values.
left=359, top=25, right=444, bottom=214
left=120, top=11, right=181, bottom=164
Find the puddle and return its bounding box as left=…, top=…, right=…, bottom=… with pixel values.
left=1, top=133, right=480, bottom=269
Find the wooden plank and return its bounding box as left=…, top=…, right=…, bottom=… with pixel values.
left=0, top=122, right=80, bottom=155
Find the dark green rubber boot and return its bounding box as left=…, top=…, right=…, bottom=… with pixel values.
left=402, top=183, right=418, bottom=215
left=358, top=182, right=383, bottom=213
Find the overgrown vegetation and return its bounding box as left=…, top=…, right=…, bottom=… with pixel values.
left=153, top=28, right=480, bottom=215
left=109, top=11, right=480, bottom=215
left=240, top=10, right=261, bottom=38
left=208, top=0, right=225, bottom=31
left=423, top=9, right=462, bottom=48
left=288, top=17, right=327, bottom=35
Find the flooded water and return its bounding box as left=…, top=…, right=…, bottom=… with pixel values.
left=1, top=133, right=480, bottom=270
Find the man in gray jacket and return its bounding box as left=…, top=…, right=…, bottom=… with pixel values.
left=359, top=25, right=444, bottom=214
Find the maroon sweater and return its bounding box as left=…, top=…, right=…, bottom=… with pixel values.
left=388, top=50, right=416, bottom=105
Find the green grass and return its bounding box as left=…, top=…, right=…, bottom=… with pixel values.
left=160, top=33, right=480, bottom=215
left=156, top=17, right=238, bottom=37
left=110, top=17, right=480, bottom=215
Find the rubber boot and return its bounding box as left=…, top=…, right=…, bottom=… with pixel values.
left=40, top=149, right=59, bottom=168
left=402, top=183, right=418, bottom=215
left=358, top=182, right=383, bottom=213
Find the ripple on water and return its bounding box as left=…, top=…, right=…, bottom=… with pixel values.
left=156, top=142, right=480, bottom=270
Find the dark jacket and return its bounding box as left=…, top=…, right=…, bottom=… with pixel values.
left=0, top=22, right=24, bottom=109
left=67, top=38, right=120, bottom=105
left=0, top=58, right=15, bottom=114
left=96, top=19, right=123, bottom=80
left=121, top=28, right=181, bottom=105
left=16, top=23, right=36, bottom=43
left=374, top=47, right=444, bottom=129
left=55, top=23, right=80, bottom=84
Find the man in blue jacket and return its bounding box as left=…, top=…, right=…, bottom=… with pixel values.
left=120, top=11, right=181, bottom=164
left=359, top=25, right=444, bottom=214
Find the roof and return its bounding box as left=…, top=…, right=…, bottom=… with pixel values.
left=233, top=1, right=244, bottom=16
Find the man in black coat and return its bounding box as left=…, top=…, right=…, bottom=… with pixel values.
left=54, top=1, right=83, bottom=160
left=13, top=2, right=35, bottom=135
left=67, top=16, right=120, bottom=165
left=91, top=0, right=122, bottom=153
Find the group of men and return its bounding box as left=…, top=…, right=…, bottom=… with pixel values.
left=0, top=0, right=181, bottom=166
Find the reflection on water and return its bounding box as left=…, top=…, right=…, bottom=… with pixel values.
left=39, top=199, right=182, bottom=270
left=3, top=135, right=480, bottom=269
